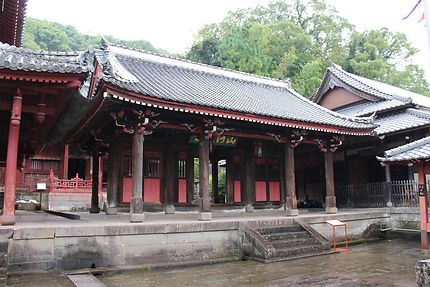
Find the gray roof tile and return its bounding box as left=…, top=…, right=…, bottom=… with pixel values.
left=95, top=42, right=375, bottom=132
left=374, top=108, right=430, bottom=135
left=0, top=42, right=90, bottom=74
left=336, top=99, right=406, bottom=117
left=377, top=136, right=430, bottom=163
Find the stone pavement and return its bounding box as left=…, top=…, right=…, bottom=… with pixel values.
left=98, top=238, right=428, bottom=287
left=4, top=238, right=428, bottom=286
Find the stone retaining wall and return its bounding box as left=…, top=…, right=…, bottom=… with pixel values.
left=5, top=211, right=393, bottom=272
left=7, top=222, right=241, bottom=272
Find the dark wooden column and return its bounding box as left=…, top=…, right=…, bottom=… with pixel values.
left=198, top=131, right=212, bottom=220
left=164, top=144, right=176, bottom=214
left=106, top=138, right=121, bottom=215
left=324, top=151, right=337, bottom=214
left=284, top=144, right=298, bottom=216
left=130, top=131, right=145, bottom=222
left=226, top=155, right=234, bottom=204
left=243, top=146, right=255, bottom=212
left=212, top=157, right=219, bottom=204
left=90, top=153, right=101, bottom=213
left=1, top=90, right=22, bottom=226
left=186, top=153, right=195, bottom=204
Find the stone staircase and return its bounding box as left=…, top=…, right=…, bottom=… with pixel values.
left=241, top=221, right=331, bottom=263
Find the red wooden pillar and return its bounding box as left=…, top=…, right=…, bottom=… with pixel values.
left=130, top=131, right=145, bottom=222
left=418, top=164, right=430, bottom=249
left=324, top=151, right=337, bottom=214
left=284, top=144, right=298, bottom=216
left=198, top=131, right=211, bottom=220
left=1, top=90, right=22, bottom=226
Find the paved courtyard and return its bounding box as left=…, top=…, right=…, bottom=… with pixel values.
left=5, top=237, right=427, bottom=287
left=97, top=238, right=428, bottom=287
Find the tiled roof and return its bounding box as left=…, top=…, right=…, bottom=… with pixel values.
left=0, top=43, right=90, bottom=74
left=335, top=99, right=406, bottom=117
left=315, top=64, right=417, bottom=103
left=95, top=41, right=375, bottom=132
left=377, top=136, right=430, bottom=163
left=374, top=108, right=430, bottom=135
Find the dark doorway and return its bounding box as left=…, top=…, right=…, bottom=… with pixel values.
left=68, top=159, right=86, bottom=179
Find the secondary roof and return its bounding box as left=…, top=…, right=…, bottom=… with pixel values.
left=377, top=136, right=430, bottom=163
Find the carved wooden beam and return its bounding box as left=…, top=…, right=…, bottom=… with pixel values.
left=315, top=136, right=344, bottom=153
left=203, top=118, right=234, bottom=140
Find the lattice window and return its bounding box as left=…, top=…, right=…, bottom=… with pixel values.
left=178, top=160, right=186, bottom=179
left=144, top=158, right=160, bottom=178
left=30, top=160, right=59, bottom=171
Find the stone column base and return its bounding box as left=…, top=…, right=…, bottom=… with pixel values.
left=89, top=206, right=100, bottom=214
left=130, top=197, right=144, bottom=214
left=286, top=209, right=299, bottom=216
left=326, top=207, right=338, bottom=214
left=165, top=204, right=175, bottom=214
left=197, top=212, right=212, bottom=221
left=0, top=215, right=16, bottom=226
left=106, top=207, right=118, bottom=215
left=130, top=213, right=145, bottom=223
left=245, top=204, right=254, bottom=212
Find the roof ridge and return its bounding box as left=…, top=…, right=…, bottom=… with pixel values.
left=385, top=136, right=430, bottom=157
left=329, top=64, right=396, bottom=101
left=0, top=42, right=81, bottom=56
left=99, top=39, right=296, bottom=91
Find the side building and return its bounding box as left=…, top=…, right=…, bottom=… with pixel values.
left=314, top=64, right=430, bottom=205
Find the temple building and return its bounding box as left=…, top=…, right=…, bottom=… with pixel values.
left=0, top=40, right=377, bottom=224
left=314, top=64, right=430, bottom=206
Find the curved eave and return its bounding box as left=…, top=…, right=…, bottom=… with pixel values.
left=376, top=156, right=428, bottom=165
left=64, top=92, right=106, bottom=143
left=104, top=84, right=375, bottom=136
left=0, top=69, right=88, bottom=85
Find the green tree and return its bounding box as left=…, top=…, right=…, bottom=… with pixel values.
left=186, top=0, right=430, bottom=97
left=23, top=17, right=168, bottom=54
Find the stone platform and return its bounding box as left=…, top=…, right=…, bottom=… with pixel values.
left=0, top=208, right=390, bottom=272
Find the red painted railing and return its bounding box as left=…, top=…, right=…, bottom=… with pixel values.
left=45, top=170, right=93, bottom=193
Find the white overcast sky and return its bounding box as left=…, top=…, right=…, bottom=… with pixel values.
left=27, top=0, right=430, bottom=77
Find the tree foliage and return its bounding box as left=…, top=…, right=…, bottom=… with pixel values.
left=187, top=0, right=430, bottom=97
left=23, top=17, right=168, bottom=54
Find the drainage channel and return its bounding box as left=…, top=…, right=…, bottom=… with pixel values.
left=68, top=273, right=106, bottom=287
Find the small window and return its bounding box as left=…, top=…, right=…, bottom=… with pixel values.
left=30, top=160, right=59, bottom=171
left=144, top=158, right=160, bottom=178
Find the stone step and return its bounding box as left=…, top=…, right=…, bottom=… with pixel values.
left=274, top=244, right=324, bottom=258
left=264, top=231, right=311, bottom=241
left=68, top=274, right=107, bottom=287
left=257, top=225, right=303, bottom=235
left=271, top=237, right=317, bottom=249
